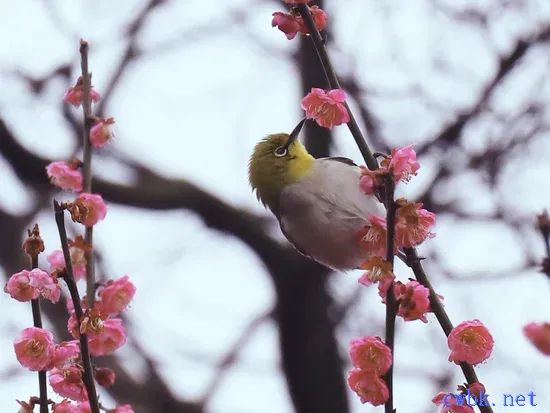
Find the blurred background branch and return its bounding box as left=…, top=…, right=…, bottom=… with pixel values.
left=1, top=1, right=550, bottom=412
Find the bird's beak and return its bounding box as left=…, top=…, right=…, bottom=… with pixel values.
left=284, top=118, right=307, bottom=149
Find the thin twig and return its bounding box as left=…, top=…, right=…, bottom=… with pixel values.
left=29, top=256, right=48, bottom=413
left=23, top=224, right=49, bottom=413
left=53, top=200, right=100, bottom=413
left=296, top=3, right=377, bottom=171
left=383, top=177, right=397, bottom=413
left=79, top=39, right=96, bottom=309
left=404, top=248, right=494, bottom=413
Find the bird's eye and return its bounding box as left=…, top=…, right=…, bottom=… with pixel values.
left=274, top=146, right=288, bottom=157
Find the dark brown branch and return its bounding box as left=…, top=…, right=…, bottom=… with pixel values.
left=339, top=76, right=387, bottom=153
left=297, top=1, right=332, bottom=159
left=29, top=255, right=48, bottom=413
left=404, top=248, right=494, bottom=413
left=53, top=201, right=100, bottom=413
left=296, top=3, right=377, bottom=171
left=383, top=177, right=397, bottom=413
left=22, top=223, right=49, bottom=413
left=79, top=39, right=96, bottom=310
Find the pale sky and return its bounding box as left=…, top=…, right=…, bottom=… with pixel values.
left=1, top=1, right=550, bottom=412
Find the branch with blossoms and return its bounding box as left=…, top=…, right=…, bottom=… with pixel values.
left=273, top=2, right=499, bottom=412
left=6, top=225, right=53, bottom=413
left=4, top=40, right=135, bottom=413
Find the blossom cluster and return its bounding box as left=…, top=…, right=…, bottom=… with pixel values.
left=6, top=267, right=135, bottom=410
left=3, top=76, right=135, bottom=412
left=354, top=145, right=437, bottom=319
left=348, top=143, right=495, bottom=406
left=347, top=337, right=392, bottom=406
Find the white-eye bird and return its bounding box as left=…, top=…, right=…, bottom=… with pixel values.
left=248, top=119, right=386, bottom=271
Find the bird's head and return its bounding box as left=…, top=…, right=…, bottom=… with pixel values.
left=248, top=118, right=314, bottom=214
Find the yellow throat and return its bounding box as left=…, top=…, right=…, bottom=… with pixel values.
left=248, top=133, right=314, bottom=215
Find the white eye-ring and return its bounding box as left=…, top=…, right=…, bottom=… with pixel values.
left=274, top=146, right=288, bottom=157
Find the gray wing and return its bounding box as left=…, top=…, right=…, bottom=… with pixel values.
left=321, top=156, right=357, bottom=166
left=279, top=217, right=318, bottom=262
left=323, top=157, right=385, bottom=204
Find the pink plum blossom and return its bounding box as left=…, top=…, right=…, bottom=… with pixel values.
left=98, top=275, right=136, bottom=315
left=448, top=320, right=494, bottom=365
left=46, top=161, right=83, bottom=191
left=395, top=199, right=436, bottom=248
left=89, top=318, right=127, bottom=356
left=90, top=118, right=115, bottom=148
left=301, top=88, right=350, bottom=130
left=347, top=369, right=389, bottom=406
left=47, top=340, right=80, bottom=370
left=13, top=327, right=55, bottom=371
left=356, top=215, right=391, bottom=258
left=62, top=78, right=100, bottom=107
left=49, top=366, right=87, bottom=401
left=381, top=145, right=420, bottom=184
left=47, top=249, right=86, bottom=281
left=69, top=193, right=107, bottom=227
left=394, top=280, right=431, bottom=323
left=358, top=257, right=394, bottom=287
left=28, top=268, right=61, bottom=304
left=272, top=12, right=302, bottom=40
left=53, top=399, right=79, bottom=413
left=349, top=336, right=392, bottom=374
left=4, top=270, right=40, bottom=302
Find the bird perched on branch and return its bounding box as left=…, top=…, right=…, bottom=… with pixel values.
left=248, top=119, right=385, bottom=271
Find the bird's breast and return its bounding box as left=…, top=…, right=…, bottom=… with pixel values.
left=279, top=159, right=385, bottom=270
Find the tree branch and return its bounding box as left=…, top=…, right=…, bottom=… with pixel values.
left=53, top=201, right=100, bottom=413
left=78, top=39, right=96, bottom=310
left=383, top=177, right=397, bottom=413
left=26, top=227, right=49, bottom=413
left=296, top=3, right=377, bottom=170
left=404, top=248, right=494, bottom=413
